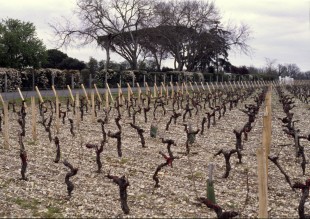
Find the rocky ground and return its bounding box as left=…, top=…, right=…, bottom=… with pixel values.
left=0, top=86, right=309, bottom=218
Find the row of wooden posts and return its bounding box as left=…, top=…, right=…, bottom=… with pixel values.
left=0, top=81, right=274, bottom=149
left=0, top=80, right=308, bottom=217
left=0, top=80, right=307, bottom=150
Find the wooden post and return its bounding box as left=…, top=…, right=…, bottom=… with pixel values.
left=127, top=83, right=132, bottom=102
left=195, top=82, right=200, bottom=92
left=0, top=94, right=4, bottom=106
left=189, top=82, right=195, bottom=92
left=51, top=85, right=58, bottom=100
left=257, top=146, right=268, bottom=218
left=91, top=92, right=95, bottom=123
left=34, top=86, right=44, bottom=104
left=75, top=93, right=80, bottom=128
left=81, top=84, right=90, bottom=104
left=160, top=82, right=167, bottom=97
left=17, top=87, right=27, bottom=108
left=3, top=101, right=9, bottom=149
left=200, top=82, right=206, bottom=91
left=170, top=81, right=174, bottom=98
left=153, top=83, right=157, bottom=98
left=229, top=81, right=234, bottom=91
left=154, top=83, right=159, bottom=98
left=67, top=85, right=75, bottom=103
left=31, top=96, right=37, bottom=141
left=105, top=88, right=109, bottom=109
left=52, top=85, right=60, bottom=133
left=176, top=82, right=180, bottom=93
left=184, top=82, right=189, bottom=95
left=55, top=97, right=60, bottom=134
left=117, top=83, right=124, bottom=104
left=106, top=83, right=114, bottom=104
left=206, top=82, right=212, bottom=93
left=137, top=83, right=142, bottom=105
left=210, top=82, right=215, bottom=91
left=94, top=84, right=102, bottom=103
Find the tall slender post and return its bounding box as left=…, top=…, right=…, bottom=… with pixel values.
left=3, top=102, right=9, bottom=149
left=31, top=96, right=37, bottom=141
left=91, top=91, right=95, bottom=123
left=67, top=85, right=75, bottom=103
left=55, top=97, right=60, bottom=134
left=75, top=93, right=80, bottom=129
left=81, top=84, right=90, bottom=105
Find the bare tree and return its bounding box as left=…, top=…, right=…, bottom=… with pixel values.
left=152, top=0, right=220, bottom=70
left=50, top=0, right=152, bottom=72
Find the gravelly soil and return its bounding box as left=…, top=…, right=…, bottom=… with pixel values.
left=0, top=85, right=309, bottom=218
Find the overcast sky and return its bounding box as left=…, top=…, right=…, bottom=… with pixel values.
left=0, top=0, right=309, bottom=71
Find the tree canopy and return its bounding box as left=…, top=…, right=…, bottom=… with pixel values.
left=0, top=18, right=47, bottom=69
left=51, top=0, right=251, bottom=72
left=42, top=49, right=86, bottom=70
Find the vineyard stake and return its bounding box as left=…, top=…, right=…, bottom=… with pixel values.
left=200, top=82, right=206, bottom=91
left=189, top=82, right=194, bottom=92
left=194, top=82, right=200, bottom=92
left=181, top=82, right=184, bottom=95
left=137, top=83, right=142, bottom=105
left=145, top=82, right=151, bottom=96
left=154, top=83, right=159, bottom=97
left=75, top=92, right=80, bottom=129
left=105, top=87, right=109, bottom=109
left=55, top=96, right=60, bottom=134
left=67, top=85, right=75, bottom=103
left=117, top=83, right=124, bottom=105
left=257, top=146, right=268, bottom=218
left=170, top=82, right=174, bottom=98
left=91, top=92, right=95, bottom=123
left=81, top=84, right=90, bottom=105
left=3, top=101, right=9, bottom=149
left=176, top=82, right=180, bottom=93
left=210, top=82, right=215, bottom=91
left=127, top=83, right=131, bottom=102
left=206, top=82, right=212, bottom=93
left=94, top=84, right=102, bottom=103
left=106, top=83, right=114, bottom=104
left=0, top=94, right=4, bottom=105
left=35, top=86, right=44, bottom=103
left=31, top=96, right=37, bottom=141
left=17, top=87, right=27, bottom=108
